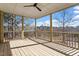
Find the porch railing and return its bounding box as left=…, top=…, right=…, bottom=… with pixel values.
left=5, top=30, right=79, bottom=49
left=36, top=31, right=79, bottom=49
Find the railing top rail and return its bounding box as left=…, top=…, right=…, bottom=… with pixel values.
left=36, top=30, right=79, bottom=34
left=53, top=31, right=79, bottom=34
left=5, top=30, right=79, bottom=35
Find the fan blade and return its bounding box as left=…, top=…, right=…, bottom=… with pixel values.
left=24, top=5, right=34, bottom=7
left=35, top=6, right=41, bottom=11
left=34, top=3, right=38, bottom=6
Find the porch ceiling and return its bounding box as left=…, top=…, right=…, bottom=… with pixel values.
left=0, top=3, right=77, bottom=18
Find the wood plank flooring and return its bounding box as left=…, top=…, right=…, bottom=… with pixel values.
left=29, top=37, right=79, bottom=56
left=1, top=37, right=79, bottom=56
left=0, top=38, right=65, bottom=56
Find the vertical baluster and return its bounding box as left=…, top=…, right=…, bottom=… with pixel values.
left=58, top=33, right=62, bottom=43
left=59, top=33, right=62, bottom=42
left=70, top=33, right=72, bottom=47
left=78, top=34, right=79, bottom=49
left=64, top=33, right=66, bottom=45
left=77, top=34, right=79, bottom=48
left=72, top=34, right=73, bottom=48
left=65, top=33, right=67, bottom=46
left=69, top=32, right=70, bottom=47
left=62, top=33, right=63, bottom=44
left=59, top=32, right=60, bottom=44
left=67, top=33, right=68, bottom=46
left=58, top=32, right=59, bottom=43
left=74, top=34, right=76, bottom=48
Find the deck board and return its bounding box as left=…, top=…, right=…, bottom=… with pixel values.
left=0, top=38, right=66, bottom=56
left=2, top=38, right=79, bottom=56
left=30, top=37, right=79, bottom=56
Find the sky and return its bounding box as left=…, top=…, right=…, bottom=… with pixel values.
left=35, top=5, right=79, bottom=27
left=4, top=5, right=79, bottom=28
left=3, top=5, right=79, bottom=32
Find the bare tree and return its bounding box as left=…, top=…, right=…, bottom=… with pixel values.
left=54, top=9, right=77, bottom=43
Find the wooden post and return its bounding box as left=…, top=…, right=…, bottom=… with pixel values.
left=22, top=16, right=24, bottom=39
left=0, top=11, right=4, bottom=43
left=35, top=18, right=37, bottom=38
left=50, top=14, right=53, bottom=42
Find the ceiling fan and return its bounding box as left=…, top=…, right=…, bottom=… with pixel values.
left=24, top=3, right=42, bottom=11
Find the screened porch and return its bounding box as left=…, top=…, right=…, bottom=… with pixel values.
left=0, top=3, right=79, bottom=56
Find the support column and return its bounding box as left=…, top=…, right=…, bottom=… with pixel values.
left=35, top=18, right=37, bottom=38
left=50, top=14, right=53, bottom=42
left=22, top=16, right=24, bottom=39
left=0, top=11, right=4, bottom=43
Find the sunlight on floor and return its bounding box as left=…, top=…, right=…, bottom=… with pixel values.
left=9, top=38, right=65, bottom=56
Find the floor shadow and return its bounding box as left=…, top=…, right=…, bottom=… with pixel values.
left=29, top=37, right=79, bottom=56
left=1, top=37, right=79, bottom=56
left=10, top=41, right=50, bottom=49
